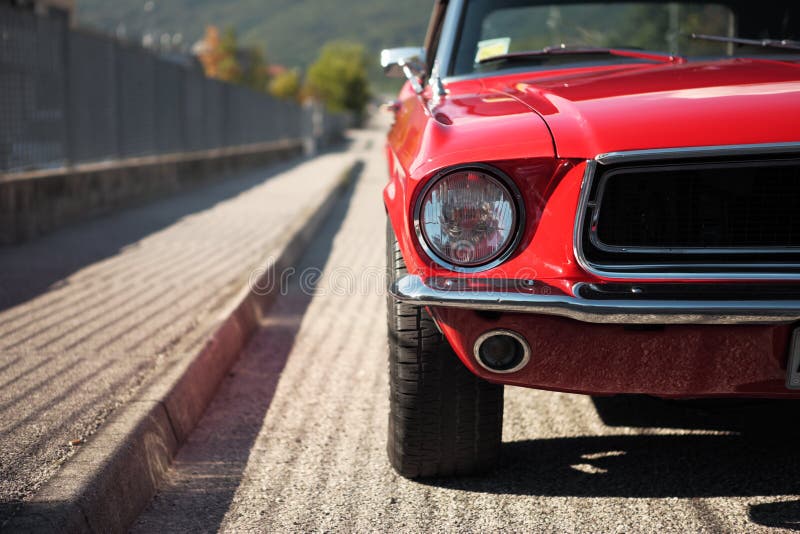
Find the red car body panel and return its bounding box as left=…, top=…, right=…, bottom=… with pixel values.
left=433, top=308, right=796, bottom=397
left=384, top=58, right=800, bottom=398
left=488, top=59, right=800, bottom=157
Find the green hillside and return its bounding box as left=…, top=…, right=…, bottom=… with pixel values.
left=76, top=0, right=432, bottom=86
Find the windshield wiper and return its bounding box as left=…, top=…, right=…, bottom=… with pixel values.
left=477, top=45, right=684, bottom=65
left=690, top=33, right=800, bottom=51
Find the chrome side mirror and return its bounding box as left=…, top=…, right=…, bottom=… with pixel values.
left=380, top=47, right=426, bottom=94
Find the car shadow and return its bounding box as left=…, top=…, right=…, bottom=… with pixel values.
left=749, top=499, right=800, bottom=531
left=592, top=394, right=800, bottom=434
left=421, top=395, right=800, bottom=502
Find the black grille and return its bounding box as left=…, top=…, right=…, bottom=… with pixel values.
left=582, top=156, right=800, bottom=271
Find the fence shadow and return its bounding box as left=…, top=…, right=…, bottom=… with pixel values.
left=0, top=147, right=350, bottom=314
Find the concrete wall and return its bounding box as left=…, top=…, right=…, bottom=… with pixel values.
left=0, top=139, right=304, bottom=245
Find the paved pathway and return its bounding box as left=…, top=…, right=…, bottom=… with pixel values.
left=0, top=148, right=357, bottom=524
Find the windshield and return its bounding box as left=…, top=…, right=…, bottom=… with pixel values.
left=451, top=1, right=800, bottom=76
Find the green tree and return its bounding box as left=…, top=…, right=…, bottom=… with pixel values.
left=217, top=26, right=243, bottom=83
left=242, top=47, right=270, bottom=93
left=305, top=41, right=371, bottom=123
left=270, top=68, right=302, bottom=100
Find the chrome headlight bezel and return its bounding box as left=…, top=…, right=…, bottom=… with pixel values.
left=413, top=164, right=526, bottom=273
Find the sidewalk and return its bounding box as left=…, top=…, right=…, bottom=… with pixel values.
left=0, top=147, right=358, bottom=526
left=132, top=126, right=389, bottom=533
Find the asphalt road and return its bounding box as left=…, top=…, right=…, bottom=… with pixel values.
left=134, top=121, right=800, bottom=533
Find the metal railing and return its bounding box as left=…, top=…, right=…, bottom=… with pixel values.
left=0, top=6, right=346, bottom=174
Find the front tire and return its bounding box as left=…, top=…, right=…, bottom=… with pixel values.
left=386, top=221, right=504, bottom=478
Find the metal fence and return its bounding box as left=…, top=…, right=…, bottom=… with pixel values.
left=0, top=6, right=345, bottom=174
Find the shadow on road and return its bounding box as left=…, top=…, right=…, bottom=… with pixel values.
left=422, top=395, right=800, bottom=505
left=749, top=499, right=800, bottom=531
left=133, top=162, right=363, bottom=533
left=592, top=394, right=800, bottom=433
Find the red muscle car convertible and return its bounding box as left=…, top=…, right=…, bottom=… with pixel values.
left=381, top=0, right=800, bottom=478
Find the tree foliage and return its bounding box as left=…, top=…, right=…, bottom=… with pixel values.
left=198, top=25, right=271, bottom=93
left=218, top=27, right=244, bottom=83
left=197, top=26, right=222, bottom=79
left=242, top=47, right=270, bottom=93
left=198, top=25, right=242, bottom=83
left=270, top=68, right=301, bottom=100
left=305, top=41, right=370, bottom=120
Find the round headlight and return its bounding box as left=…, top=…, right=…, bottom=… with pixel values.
left=418, top=168, right=520, bottom=268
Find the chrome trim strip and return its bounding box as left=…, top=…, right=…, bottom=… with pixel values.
left=574, top=142, right=800, bottom=280
left=473, top=329, right=531, bottom=374
left=596, top=142, right=800, bottom=165
left=390, top=274, right=800, bottom=324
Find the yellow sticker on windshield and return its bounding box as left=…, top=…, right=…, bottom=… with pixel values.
left=475, top=38, right=511, bottom=63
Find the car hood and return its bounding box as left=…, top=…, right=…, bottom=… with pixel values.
left=482, top=58, right=800, bottom=158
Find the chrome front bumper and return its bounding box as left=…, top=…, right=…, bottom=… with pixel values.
left=390, top=275, right=800, bottom=325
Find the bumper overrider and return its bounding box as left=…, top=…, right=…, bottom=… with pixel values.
left=391, top=274, right=800, bottom=325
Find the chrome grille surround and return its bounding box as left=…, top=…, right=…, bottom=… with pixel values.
left=573, top=142, right=800, bottom=280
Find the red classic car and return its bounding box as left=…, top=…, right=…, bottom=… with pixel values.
left=382, top=0, right=800, bottom=478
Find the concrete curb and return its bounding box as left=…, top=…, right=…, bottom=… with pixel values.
left=5, top=159, right=362, bottom=534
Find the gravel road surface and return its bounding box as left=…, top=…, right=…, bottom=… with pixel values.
left=134, top=122, right=800, bottom=533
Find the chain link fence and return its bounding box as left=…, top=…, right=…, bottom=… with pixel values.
left=0, top=6, right=346, bottom=174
